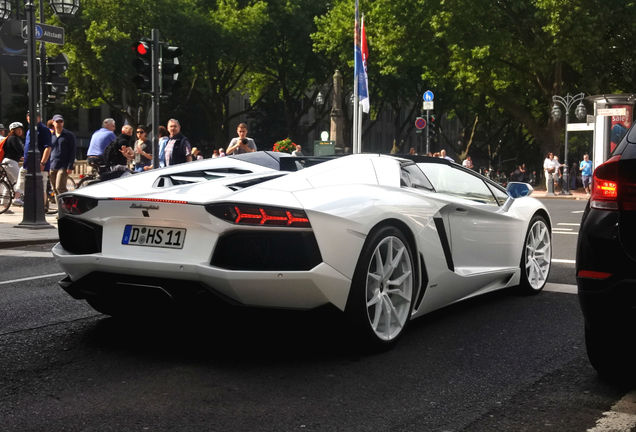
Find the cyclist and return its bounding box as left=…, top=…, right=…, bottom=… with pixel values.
left=2, top=122, right=25, bottom=204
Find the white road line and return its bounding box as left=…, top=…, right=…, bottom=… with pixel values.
left=0, top=273, right=65, bottom=286
left=544, top=283, right=577, bottom=294
left=553, top=228, right=574, bottom=231
left=553, top=231, right=579, bottom=235
left=588, top=391, right=636, bottom=432
left=0, top=250, right=53, bottom=258
left=552, top=258, right=576, bottom=264
left=558, top=223, right=581, bottom=226
left=572, top=210, right=585, bottom=214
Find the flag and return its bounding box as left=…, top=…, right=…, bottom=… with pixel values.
left=360, top=15, right=370, bottom=113
left=354, top=3, right=369, bottom=113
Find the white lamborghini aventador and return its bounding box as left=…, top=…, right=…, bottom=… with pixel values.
left=52, top=152, right=552, bottom=350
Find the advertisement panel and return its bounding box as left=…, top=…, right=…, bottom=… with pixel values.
left=610, top=104, right=633, bottom=153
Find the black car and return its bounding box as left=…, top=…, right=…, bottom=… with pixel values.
left=576, top=123, right=636, bottom=381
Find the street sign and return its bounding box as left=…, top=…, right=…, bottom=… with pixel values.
left=423, top=90, right=434, bottom=101
left=21, top=21, right=64, bottom=45
left=422, top=101, right=434, bottom=110
left=597, top=108, right=627, bottom=116
left=415, top=117, right=427, bottom=129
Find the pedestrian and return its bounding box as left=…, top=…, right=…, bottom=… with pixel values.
left=408, top=147, right=416, bottom=156
left=554, top=155, right=563, bottom=191
left=219, top=148, right=226, bottom=157
left=0, top=123, right=8, bottom=137
left=103, top=124, right=134, bottom=171
left=15, top=112, right=51, bottom=208
left=133, top=126, right=152, bottom=172
left=212, top=149, right=219, bottom=158
left=462, top=155, right=474, bottom=169
left=579, top=153, right=593, bottom=196
left=86, top=118, right=116, bottom=167
left=440, top=149, right=454, bottom=162
left=543, top=152, right=556, bottom=191
left=49, top=114, right=76, bottom=199
left=291, top=144, right=304, bottom=156
left=157, top=125, right=169, bottom=168
left=191, top=147, right=204, bottom=160
left=226, top=123, right=256, bottom=154
left=2, top=122, right=25, bottom=203
left=164, top=119, right=192, bottom=166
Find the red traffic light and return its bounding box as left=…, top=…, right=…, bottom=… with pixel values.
left=135, top=41, right=150, bottom=56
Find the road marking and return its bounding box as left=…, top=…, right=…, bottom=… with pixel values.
left=552, top=258, right=575, bottom=264
left=572, top=210, right=585, bottom=214
left=588, top=391, right=636, bottom=432
left=553, top=231, right=579, bottom=235
left=544, top=283, right=577, bottom=294
left=553, top=227, right=574, bottom=231
left=0, top=250, right=53, bottom=258
left=558, top=223, right=580, bottom=226
left=0, top=273, right=65, bottom=286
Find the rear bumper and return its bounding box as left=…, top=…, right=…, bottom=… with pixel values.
left=52, top=242, right=352, bottom=311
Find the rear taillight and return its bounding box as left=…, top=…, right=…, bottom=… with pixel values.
left=591, top=155, right=620, bottom=210
left=206, top=203, right=311, bottom=228
left=58, top=195, right=98, bottom=215
left=577, top=270, right=612, bottom=280
left=591, top=155, right=636, bottom=211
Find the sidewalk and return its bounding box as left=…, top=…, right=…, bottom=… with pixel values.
left=0, top=189, right=590, bottom=249
left=0, top=204, right=59, bottom=248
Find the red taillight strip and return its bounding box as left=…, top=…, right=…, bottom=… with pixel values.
left=286, top=210, right=309, bottom=225
left=112, top=197, right=189, bottom=204
left=233, top=206, right=309, bottom=226
left=577, top=270, right=612, bottom=280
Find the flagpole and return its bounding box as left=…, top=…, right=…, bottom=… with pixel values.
left=352, top=0, right=360, bottom=154
left=358, top=104, right=363, bottom=153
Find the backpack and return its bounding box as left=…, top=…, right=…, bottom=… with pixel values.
left=0, top=136, right=7, bottom=162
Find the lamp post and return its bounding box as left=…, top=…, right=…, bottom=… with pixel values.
left=551, top=92, right=587, bottom=195
left=0, top=0, right=79, bottom=228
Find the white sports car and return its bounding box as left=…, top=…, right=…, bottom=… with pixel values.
left=52, top=153, right=552, bottom=349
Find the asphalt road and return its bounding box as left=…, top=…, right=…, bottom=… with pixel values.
left=1, top=198, right=635, bottom=432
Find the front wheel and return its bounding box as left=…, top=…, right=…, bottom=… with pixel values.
left=518, top=214, right=551, bottom=293
left=346, top=226, right=415, bottom=351
left=0, top=179, right=13, bottom=214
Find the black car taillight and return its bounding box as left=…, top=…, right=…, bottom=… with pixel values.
left=206, top=203, right=311, bottom=228
left=591, top=155, right=636, bottom=211
left=58, top=195, right=98, bottom=215
left=591, top=156, right=620, bottom=210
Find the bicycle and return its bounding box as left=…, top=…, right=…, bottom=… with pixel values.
left=77, top=158, right=108, bottom=188
left=0, top=162, right=15, bottom=214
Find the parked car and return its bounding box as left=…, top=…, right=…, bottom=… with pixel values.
left=576, top=122, right=636, bottom=381
left=52, top=153, right=551, bottom=351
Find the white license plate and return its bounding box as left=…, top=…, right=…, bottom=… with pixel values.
left=122, top=225, right=186, bottom=249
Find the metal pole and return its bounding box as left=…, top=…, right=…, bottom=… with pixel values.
left=425, top=109, right=430, bottom=154
left=19, top=0, right=50, bottom=228
left=151, top=28, right=160, bottom=169
left=39, top=0, right=45, bottom=121
left=563, top=110, right=570, bottom=194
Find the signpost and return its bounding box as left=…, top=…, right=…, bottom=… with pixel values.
left=415, top=117, right=427, bottom=129
left=422, top=90, right=434, bottom=154
left=21, top=21, right=64, bottom=45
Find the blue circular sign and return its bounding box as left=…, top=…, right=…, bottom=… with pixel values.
left=423, top=90, right=434, bottom=102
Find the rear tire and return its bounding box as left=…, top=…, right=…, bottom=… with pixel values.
left=345, top=226, right=415, bottom=351
left=0, top=179, right=13, bottom=214
left=518, top=214, right=551, bottom=294
left=585, top=325, right=636, bottom=383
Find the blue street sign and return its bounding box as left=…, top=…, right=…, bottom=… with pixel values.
left=423, top=90, right=434, bottom=102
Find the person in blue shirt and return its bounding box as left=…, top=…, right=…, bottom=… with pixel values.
left=49, top=114, right=76, bottom=198
left=14, top=112, right=52, bottom=207
left=579, top=153, right=593, bottom=196
left=86, top=118, right=116, bottom=167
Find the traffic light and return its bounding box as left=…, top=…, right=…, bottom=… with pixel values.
left=132, top=40, right=152, bottom=92
left=160, top=45, right=181, bottom=96
left=45, top=54, right=69, bottom=103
